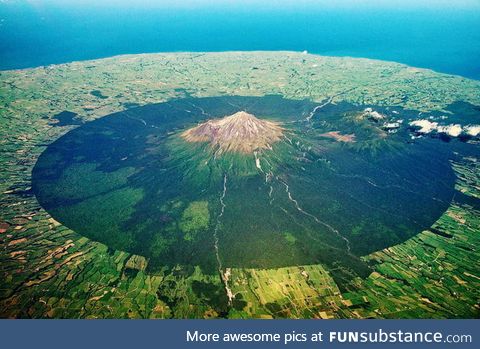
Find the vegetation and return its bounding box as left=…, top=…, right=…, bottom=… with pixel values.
left=179, top=201, right=210, bottom=241
left=0, top=52, right=479, bottom=318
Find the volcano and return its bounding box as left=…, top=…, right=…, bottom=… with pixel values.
left=32, top=95, right=456, bottom=286
left=181, top=111, right=284, bottom=154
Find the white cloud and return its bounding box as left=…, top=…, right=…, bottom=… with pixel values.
left=410, top=120, right=480, bottom=138
left=409, top=119, right=438, bottom=134
left=465, top=125, right=480, bottom=137
left=437, top=124, right=462, bottom=137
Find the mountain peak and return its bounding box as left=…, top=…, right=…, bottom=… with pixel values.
left=181, top=111, right=283, bottom=154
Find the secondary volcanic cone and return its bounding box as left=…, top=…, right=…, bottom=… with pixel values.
left=181, top=111, right=284, bottom=154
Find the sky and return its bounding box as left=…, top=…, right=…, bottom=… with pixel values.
left=3, top=0, right=480, bottom=10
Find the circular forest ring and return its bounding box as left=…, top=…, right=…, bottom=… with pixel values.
left=33, top=95, right=456, bottom=283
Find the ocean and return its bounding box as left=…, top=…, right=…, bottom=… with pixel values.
left=0, top=3, right=479, bottom=79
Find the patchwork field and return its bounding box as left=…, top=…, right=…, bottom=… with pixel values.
left=0, top=52, right=479, bottom=318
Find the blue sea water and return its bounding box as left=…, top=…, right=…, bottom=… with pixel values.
left=0, top=3, right=479, bottom=79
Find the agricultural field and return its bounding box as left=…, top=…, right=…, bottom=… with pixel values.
left=0, top=52, right=479, bottom=318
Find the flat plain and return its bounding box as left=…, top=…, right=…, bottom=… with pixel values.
left=0, top=52, right=479, bottom=318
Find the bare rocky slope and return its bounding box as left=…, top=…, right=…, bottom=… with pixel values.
left=181, top=111, right=284, bottom=154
